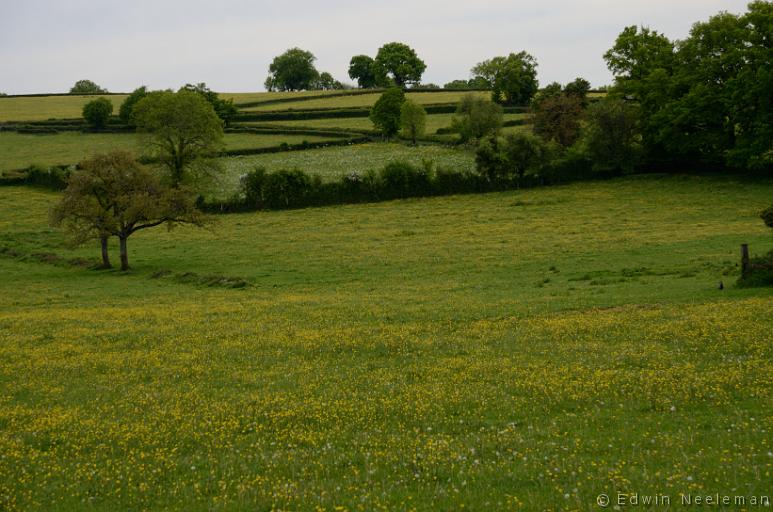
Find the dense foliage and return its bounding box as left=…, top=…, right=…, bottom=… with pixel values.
left=451, top=94, right=503, bottom=143
left=472, top=52, right=539, bottom=106
left=369, top=88, right=406, bottom=139
left=374, top=42, right=427, bottom=87
left=69, top=79, right=107, bottom=95
left=81, top=97, right=113, bottom=129
left=605, top=1, right=773, bottom=172
left=132, top=90, right=224, bottom=186
left=399, top=100, right=427, bottom=144
left=118, top=86, right=148, bottom=126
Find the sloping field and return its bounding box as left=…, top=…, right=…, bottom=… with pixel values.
left=1, top=175, right=771, bottom=510
left=0, top=132, right=341, bottom=171
left=0, top=95, right=129, bottom=122
left=240, top=91, right=490, bottom=112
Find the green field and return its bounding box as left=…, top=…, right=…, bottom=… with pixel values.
left=0, top=132, right=342, bottom=171
left=241, top=91, right=490, bottom=112
left=216, top=142, right=477, bottom=196
left=1, top=175, right=771, bottom=510
left=251, top=112, right=530, bottom=134
left=0, top=95, right=129, bottom=122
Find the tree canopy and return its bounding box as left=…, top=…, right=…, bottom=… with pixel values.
left=180, top=83, right=238, bottom=126
left=348, top=55, right=387, bottom=88
left=82, top=97, right=113, bottom=129
left=132, top=90, right=224, bottom=186
left=69, top=79, right=107, bottom=94
left=472, top=52, right=539, bottom=106
left=400, top=100, right=427, bottom=144
left=370, top=88, right=406, bottom=138
left=50, top=151, right=204, bottom=270
left=374, top=42, right=426, bottom=87
left=604, top=2, right=773, bottom=172
left=452, top=94, right=503, bottom=143
left=266, top=48, right=320, bottom=91
left=118, top=86, right=148, bottom=126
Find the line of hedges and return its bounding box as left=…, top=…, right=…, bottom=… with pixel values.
left=234, top=103, right=463, bottom=122
left=225, top=126, right=357, bottom=138
left=233, top=88, right=496, bottom=108
left=198, top=156, right=606, bottom=213
left=0, top=165, right=71, bottom=189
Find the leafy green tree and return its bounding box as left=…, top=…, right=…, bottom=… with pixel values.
left=400, top=100, right=427, bottom=144
left=118, top=86, right=148, bottom=126
left=580, top=98, right=641, bottom=175
left=530, top=82, right=563, bottom=109
left=180, top=83, right=238, bottom=126
left=452, top=94, right=503, bottom=143
left=564, top=77, right=591, bottom=105
left=501, top=132, right=551, bottom=186
left=348, top=55, right=387, bottom=88
left=604, top=26, right=674, bottom=84
left=532, top=94, right=583, bottom=147
left=266, top=48, right=320, bottom=91
left=473, top=52, right=538, bottom=105
left=374, top=42, right=427, bottom=87
left=82, top=97, right=113, bottom=129
left=69, top=79, right=107, bottom=94
left=370, top=88, right=406, bottom=138
left=312, top=72, right=341, bottom=90
left=132, top=90, right=224, bottom=187
left=50, top=151, right=204, bottom=270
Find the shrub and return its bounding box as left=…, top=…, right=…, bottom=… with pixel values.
left=761, top=205, right=773, bottom=228
left=452, top=94, right=503, bottom=143
left=370, top=88, right=405, bottom=139
left=119, top=86, right=148, bottom=126
left=260, top=169, right=314, bottom=209
left=82, top=98, right=113, bottom=129
left=379, top=160, right=434, bottom=199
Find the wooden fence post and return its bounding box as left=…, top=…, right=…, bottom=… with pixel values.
left=741, top=244, right=750, bottom=277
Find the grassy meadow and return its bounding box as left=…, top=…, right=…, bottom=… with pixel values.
left=0, top=95, right=130, bottom=122
left=1, top=174, right=772, bottom=510
left=240, top=91, right=490, bottom=112
left=216, top=143, right=477, bottom=196
left=0, top=132, right=344, bottom=172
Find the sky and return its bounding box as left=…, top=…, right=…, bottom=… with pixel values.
left=0, top=0, right=753, bottom=95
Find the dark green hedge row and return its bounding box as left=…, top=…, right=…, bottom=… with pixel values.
left=225, top=126, right=356, bottom=138
left=234, top=87, right=496, bottom=108
left=198, top=155, right=606, bottom=213
left=0, top=165, right=71, bottom=189
left=220, top=136, right=371, bottom=157
left=234, top=104, right=459, bottom=122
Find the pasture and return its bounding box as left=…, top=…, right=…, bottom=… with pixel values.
left=1, top=175, right=772, bottom=510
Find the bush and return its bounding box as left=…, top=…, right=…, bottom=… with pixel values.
left=25, top=165, right=71, bottom=190
left=82, top=98, right=113, bottom=129
left=380, top=161, right=433, bottom=199
left=119, top=86, right=148, bottom=125
left=761, top=206, right=773, bottom=228
left=452, top=94, right=503, bottom=143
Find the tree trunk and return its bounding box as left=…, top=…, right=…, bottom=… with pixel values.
left=119, top=236, right=130, bottom=271
left=99, top=236, right=111, bottom=269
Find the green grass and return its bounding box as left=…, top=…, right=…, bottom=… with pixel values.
left=215, top=142, right=477, bottom=197
left=241, top=91, right=490, bottom=112
left=0, top=132, right=341, bottom=171
left=0, top=95, right=129, bottom=122
left=0, top=175, right=771, bottom=510
left=248, top=112, right=530, bottom=134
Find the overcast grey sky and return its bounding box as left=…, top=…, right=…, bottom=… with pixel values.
left=0, top=0, right=752, bottom=94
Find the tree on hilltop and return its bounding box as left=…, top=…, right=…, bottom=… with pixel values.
left=265, top=48, right=320, bottom=91
left=70, top=79, right=108, bottom=94
left=374, top=42, right=427, bottom=87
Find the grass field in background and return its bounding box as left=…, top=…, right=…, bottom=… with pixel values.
left=251, top=112, right=530, bottom=134
left=1, top=175, right=771, bottom=510
left=216, top=142, right=477, bottom=196
left=0, top=132, right=342, bottom=171
left=0, top=95, right=129, bottom=122
left=241, top=91, right=490, bottom=112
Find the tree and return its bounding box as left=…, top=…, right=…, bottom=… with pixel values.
left=604, top=26, right=674, bottom=84
left=50, top=151, right=204, bottom=270
left=374, top=42, right=427, bottom=87
left=564, top=77, right=591, bottom=105
left=266, top=48, right=319, bottom=91
left=70, top=79, right=107, bottom=94
left=180, top=83, right=238, bottom=126
left=532, top=94, right=583, bottom=147
left=349, top=55, right=387, bottom=88
left=132, top=90, right=224, bottom=187
left=501, top=132, right=551, bottom=186
left=452, top=94, right=503, bottom=143
left=370, top=88, right=405, bottom=139
left=118, top=86, right=148, bottom=126
left=581, top=98, right=641, bottom=175
left=472, top=52, right=538, bottom=105
left=312, top=72, right=340, bottom=91
left=400, top=100, right=427, bottom=144
left=82, top=97, right=113, bottom=129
